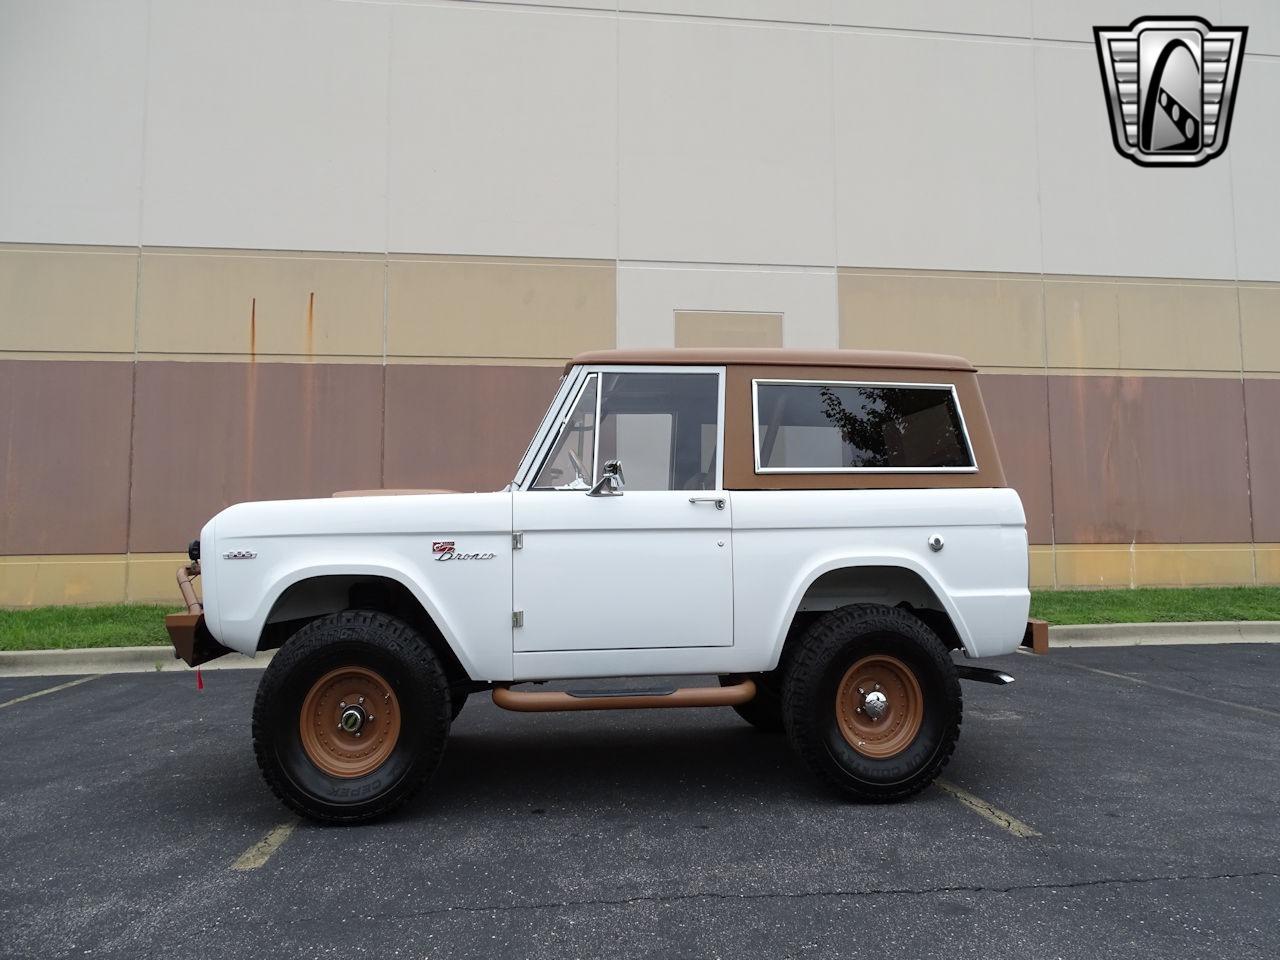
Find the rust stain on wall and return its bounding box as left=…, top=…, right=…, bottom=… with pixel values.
left=306, top=291, right=315, bottom=358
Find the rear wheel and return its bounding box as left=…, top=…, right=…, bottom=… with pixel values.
left=782, top=604, right=961, bottom=801
left=252, top=610, right=451, bottom=823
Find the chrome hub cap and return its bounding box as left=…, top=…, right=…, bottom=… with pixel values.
left=862, top=689, right=888, bottom=720
left=339, top=705, right=366, bottom=735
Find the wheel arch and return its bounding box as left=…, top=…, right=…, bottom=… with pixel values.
left=255, top=565, right=475, bottom=683
left=773, top=555, right=974, bottom=667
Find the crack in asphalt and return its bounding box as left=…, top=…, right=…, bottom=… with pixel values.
left=285, top=870, right=1280, bottom=923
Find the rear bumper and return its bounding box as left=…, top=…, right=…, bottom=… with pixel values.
left=1021, top=617, right=1049, bottom=654
left=165, top=562, right=233, bottom=667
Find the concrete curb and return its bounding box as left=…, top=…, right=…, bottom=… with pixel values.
left=2, top=622, right=1278, bottom=677
left=1046, top=620, right=1280, bottom=648
left=0, top=646, right=274, bottom=678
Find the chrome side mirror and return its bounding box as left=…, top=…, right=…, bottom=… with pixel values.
left=588, top=459, right=625, bottom=497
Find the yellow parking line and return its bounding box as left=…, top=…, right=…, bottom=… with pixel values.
left=231, top=820, right=299, bottom=871
left=0, top=674, right=102, bottom=710
left=937, top=779, right=1041, bottom=838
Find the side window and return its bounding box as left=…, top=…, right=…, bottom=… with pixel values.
left=599, top=372, right=720, bottom=491
left=754, top=380, right=974, bottom=471
left=532, top=375, right=597, bottom=489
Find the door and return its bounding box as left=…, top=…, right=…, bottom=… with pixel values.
left=512, top=367, right=732, bottom=652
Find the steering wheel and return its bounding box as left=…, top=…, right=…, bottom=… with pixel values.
left=567, top=449, right=588, bottom=485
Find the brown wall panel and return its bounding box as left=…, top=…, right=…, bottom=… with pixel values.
left=384, top=364, right=563, bottom=492
left=978, top=373, right=1053, bottom=544
left=1048, top=375, right=1252, bottom=544
left=128, top=362, right=385, bottom=552
left=0, top=360, right=133, bottom=555
left=1245, top=379, right=1280, bottom=542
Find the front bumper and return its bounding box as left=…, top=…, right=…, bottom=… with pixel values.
left=164, top=562, right=233, bottom=667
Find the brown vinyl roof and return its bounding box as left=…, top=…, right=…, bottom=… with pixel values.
left=566, top=348, right=976, bottom=374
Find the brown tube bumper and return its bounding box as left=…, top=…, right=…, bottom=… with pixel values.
left=165, top=562, right=233, bottom=667
left=1021, top=617, right=1049, bottom=655
left=491, top=678, right=756, bottom=712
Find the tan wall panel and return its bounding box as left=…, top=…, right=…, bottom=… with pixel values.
left=0, top=555, right=128, bottom=606
left=1113, top=279, right=1241, bottom=372
left=1028, top=546, right=1054, bottom=589
left=129, top=362, right=385, bottom=552
left=138, top=250, right=385, bottom=358
left=0, top=360, right=133, bottom=555
left=1054, top=545, right=1134, bottom=588
left=1245, top=378, right=1280, bottom=542
left=1239, top=284, right=1280, bottom=374
left=1131, top=544, right=1256, bottom=587
left=1048, top=375, right=1252, bottom=544
left=838, top=268, right=1044, bottom=369
left=384, top=364, right=562, bottom=492
left=1043, top=278, right=1120, bottom=370
left=387, top=256, right=615, bottom=361
left=674, top=311, right=783, bottom=348
left=978, top=373, right=1053, bottom=543
left=126, top=553, right=192, bottom=604
left=1256, top=546, right=1280, bottom=586
left=0, top=245, right=138, bottom=355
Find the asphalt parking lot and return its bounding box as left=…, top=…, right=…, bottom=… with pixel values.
left=1, top=644, right=1278, bottom=960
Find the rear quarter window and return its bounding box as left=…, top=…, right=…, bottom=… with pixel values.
left=753, top=380, right=975, bottom=472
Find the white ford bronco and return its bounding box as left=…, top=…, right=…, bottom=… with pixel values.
left=166, top=348, right=1043, bottom=823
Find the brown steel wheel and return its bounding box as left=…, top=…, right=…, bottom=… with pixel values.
left=782, top=604, right=962, bottom=803
left=253, top=610, right=452, bottom=823
left=299, top=666, right=402, bottom=779
left=835, top=655, right=924, bottom=759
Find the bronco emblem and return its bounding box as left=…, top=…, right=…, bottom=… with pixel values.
left=1094, top=16, right=1247, bottom=167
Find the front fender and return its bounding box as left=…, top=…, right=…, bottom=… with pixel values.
left=216, top=558, right=505, bottom=682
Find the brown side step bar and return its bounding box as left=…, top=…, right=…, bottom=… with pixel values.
left=492, top=678, right=756, bottom=713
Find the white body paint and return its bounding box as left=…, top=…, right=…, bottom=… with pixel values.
left=198, top=363, right=1030, bottom=682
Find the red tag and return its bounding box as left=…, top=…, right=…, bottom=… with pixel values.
left=196, top=668, right=204, bottom=691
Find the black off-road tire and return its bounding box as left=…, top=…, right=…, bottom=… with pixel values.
left=781, top=604, right=961, bottom=802
left=718, top=672, right=784, bottom=732
left=252, top=610, right=452, bottom=823
left=449, top=690, right=469, bottom=721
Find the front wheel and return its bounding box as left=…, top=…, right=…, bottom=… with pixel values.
left=252, top=610, right=452, bottom=823
left=782, top=604, right=961, bottom=802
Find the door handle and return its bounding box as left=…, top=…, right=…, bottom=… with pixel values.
left=688, top=497, right=726, bottom=510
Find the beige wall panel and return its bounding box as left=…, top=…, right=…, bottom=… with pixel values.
left=1256, top=546, right=1280, bottom=586
left=1044, top=278, right=1121, bottom=370
left=0, top=360, right=133, bottom=555
left=0, top=555, right=128, bottom=607
left=138, top=250, right=385, bottom=359
left=674, top=312, right=783, bottom=349
left=1239, top=284, right=1280, bottom=374
left=1114, top=280, right=1241, bottom=372
left=1028, top=547, right=1055, bottom=590
left=838, top=269, right=1044, bottom=369
left=1131, top=544, right=1256, bottom=587
left=1054, top=545, right=1134, bottom=589
left=387, top=257, right=614, bottom=361
left=126, top=553, right=192, bottom=605
left=0, top=246, right=138, bottom=354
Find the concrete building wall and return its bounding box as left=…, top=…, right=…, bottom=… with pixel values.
left=1, top=0, right=1278, bottom=604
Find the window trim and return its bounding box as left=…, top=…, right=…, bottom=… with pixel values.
left=517, top=365, right=726, bottom=491
left=750, top=377, right=979, bottom=475
left=528, top=371, right=598, bottom=490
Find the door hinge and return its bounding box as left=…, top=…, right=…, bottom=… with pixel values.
left=512, top=610, right=524, bottom=628
left=512, top=531, right=524, bottom=550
